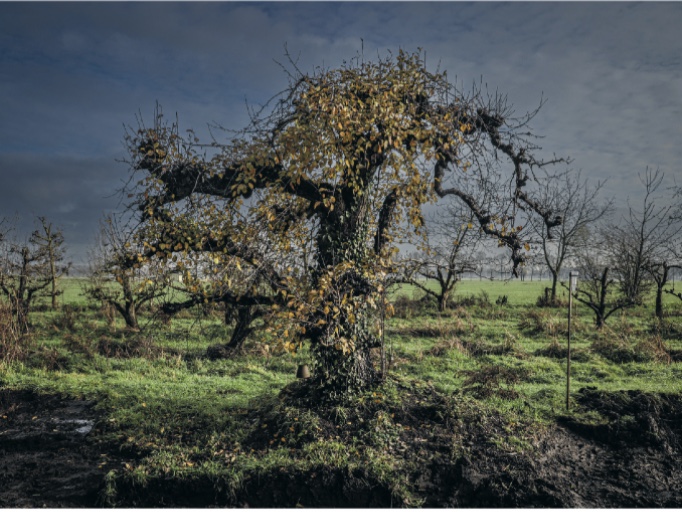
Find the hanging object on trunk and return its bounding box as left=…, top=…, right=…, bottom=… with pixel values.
left=296, top=364, right=310, bottom=379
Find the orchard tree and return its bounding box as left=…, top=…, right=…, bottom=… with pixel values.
left=125, top=51, right=564, bottom=398
left=31, top=217, right=71, bottom=310
left=531, top=170, right=612, bottom=305
left=405, top=201, right=484, bottom=312
left=84, top=216, right=168, bottom=330
left=605, top=169, right=680, bottom=308
left=0, top=217, right=68, bottom=329
left=650, top=260, right=681, bottom=323
left=159, top=251, right=272, bottom=354
left=571, top=240, right=633, bottom=329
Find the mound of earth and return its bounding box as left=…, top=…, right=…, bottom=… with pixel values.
left=1, top=386, right=681, bottom=507
left=443, top=388, right=682, bottom=507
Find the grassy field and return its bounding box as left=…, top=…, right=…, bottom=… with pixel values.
left=2, top=277, right=682, bottom=505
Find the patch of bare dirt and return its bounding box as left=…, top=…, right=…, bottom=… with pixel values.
left=2, top=386, right=682, bottom=507
left=0, top=389, right=110, bottom=508
left=439, top=388, right=682, bottom=507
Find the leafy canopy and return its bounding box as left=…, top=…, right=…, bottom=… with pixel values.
left=124, top=49, right=563, bottom=360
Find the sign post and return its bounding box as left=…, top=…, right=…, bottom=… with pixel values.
left=567, top=271, right=579, bottom=410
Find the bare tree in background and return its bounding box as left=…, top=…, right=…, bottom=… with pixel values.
left=662, top=184, right=682, bottom=310
left=531, top=170, right=612, bottom=305
left=605, top=169, right=678, bottom=307
left=0, top=217, right=67, bottom=329
left=84, top=216, right=168, bottom=330
left=524, top=250, right=549, bottom=282
left=405, top=201, right=484, bottom=311
left=571, top=237, right=633, bottom=329
left=31, top=217, right=71, bottom=310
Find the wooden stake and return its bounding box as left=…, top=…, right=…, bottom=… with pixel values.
left=566, top=287, right=572, bottom=410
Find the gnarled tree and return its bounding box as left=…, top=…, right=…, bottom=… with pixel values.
left=84, top=216, right=168, bottom=330
left=159, top=252, right=272, bottom=355
left=125, top=51, right=563, bottom=398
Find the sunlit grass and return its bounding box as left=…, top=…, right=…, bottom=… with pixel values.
left=2, top=276, right=682, bottom=505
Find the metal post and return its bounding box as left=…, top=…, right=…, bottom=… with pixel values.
left=567, top=271, right=578, bottom=410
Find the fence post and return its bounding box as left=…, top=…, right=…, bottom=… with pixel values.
left=567, top=271, right=579, bottom=410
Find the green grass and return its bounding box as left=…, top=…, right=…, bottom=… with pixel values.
left=2, top=277, right=682, bottom=505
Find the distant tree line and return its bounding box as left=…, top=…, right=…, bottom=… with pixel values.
left=1, top=165, right=679, bottom=351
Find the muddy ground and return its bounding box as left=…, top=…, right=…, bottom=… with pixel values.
left=0, top=389, right=114, bottom=507
left=1, top=387, right=681, bottom=507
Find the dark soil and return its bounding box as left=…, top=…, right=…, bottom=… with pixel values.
left=0, top=389, right=114, bottom=508
left=2, top=386, right=682, bottom=507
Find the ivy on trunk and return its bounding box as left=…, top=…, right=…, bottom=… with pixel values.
left=124, top=50, right=564, bottom=397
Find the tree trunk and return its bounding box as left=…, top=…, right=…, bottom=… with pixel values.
left=654, top=265, right=668, bottom=323
left=14, top=298, right=30, bottom=333
left=596, top=267, right=608, bottom=329
left=226, top=305, right=254, bottom=351
left=550, top=269, right=558, bottom=304
left=437, top=292, right=449, bottom=312
left=655, top=284, right=664, bottom=322
left=49, top=242, right=58, bottom=311
left=51, top=279, right=58, bottom=310
left=595, top=311, right=604, bottom=329
left=207, top=306, right=255, bottom=360
left=122, top=302, right=139, bottom=330
left=310, top=200, right=377, bottom=397
left=311, top=334, right=377, bottom=400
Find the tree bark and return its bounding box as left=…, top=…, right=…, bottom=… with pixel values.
left=115, top=299, right=139, bottom=330
left=226, top=305, right=255, bottom=351
left=309, top=199, right=378, bottom=396
left=550, top=269, right=559, bottom=304
left=438, top=292, right=449, bottom=312
left=595, top=311, right=604, bottom=329
left=654, top=265, right=669, bottom=323
left=655, top=286, right=663, bottom=323
left=123, top=307, right=139, bottom=330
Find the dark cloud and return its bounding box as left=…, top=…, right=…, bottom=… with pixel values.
left=0, top=152, right=127, bottom=263
left=1, top=2, right=681, bottom=263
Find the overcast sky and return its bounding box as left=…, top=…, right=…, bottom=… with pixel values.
left=1, top=1, right=681, bottom=265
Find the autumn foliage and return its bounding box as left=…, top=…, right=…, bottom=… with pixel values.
left=125, top=50, right=563, bottom=397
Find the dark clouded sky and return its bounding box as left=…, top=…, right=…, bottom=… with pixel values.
left=1, top=2, right=681, bottom=264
